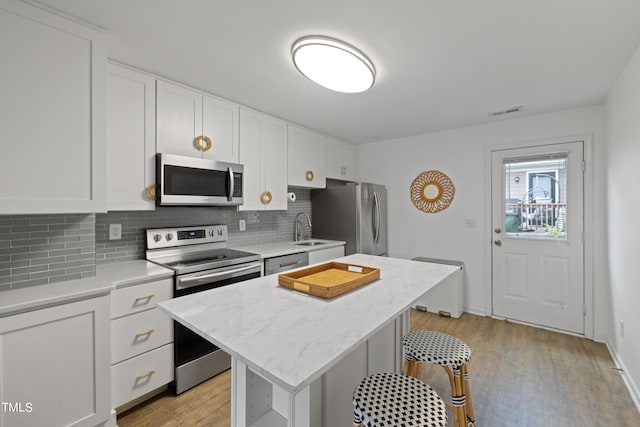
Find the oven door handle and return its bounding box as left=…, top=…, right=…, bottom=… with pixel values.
left=176, top=262, right=262, bottom=290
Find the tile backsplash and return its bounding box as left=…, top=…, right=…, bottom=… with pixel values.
left=0, top=214, right=96, bottom=290
left=95, top=189, right=312, bottom=264
left=1, top=188, right=312, bottom=289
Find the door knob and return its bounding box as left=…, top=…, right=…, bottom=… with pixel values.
left=494, top=227, right=502, bottom=234
left=494, top=239, right=502, bottom=246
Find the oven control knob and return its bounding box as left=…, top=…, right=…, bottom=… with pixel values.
left=209, top=230, right=215, bottom=237
left=153, top=234, right=162, bottom=242
left=166, top=233, right=173, bottom=241
left=217, top=229, right=223, bottom=236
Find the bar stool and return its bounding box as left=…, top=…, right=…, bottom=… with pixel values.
left=352, top=372, right=447, bottom=427
left=402, top=330, right=475, bottom=427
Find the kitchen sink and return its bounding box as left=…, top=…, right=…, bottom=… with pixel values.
left=293, top=240, right=326, bottom=246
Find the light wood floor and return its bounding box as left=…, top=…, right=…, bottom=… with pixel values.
left=117, top=311, right=640, bottom=427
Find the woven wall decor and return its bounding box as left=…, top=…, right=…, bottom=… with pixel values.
left=410, top=170, right=455, bottom=213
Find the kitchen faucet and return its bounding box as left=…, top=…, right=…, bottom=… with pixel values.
left=294, top=212, right=312, bottom=242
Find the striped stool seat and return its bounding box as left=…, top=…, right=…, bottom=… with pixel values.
left=352, top=372, right=447, bottom=427
left=402, top=330, right=475, bottom=427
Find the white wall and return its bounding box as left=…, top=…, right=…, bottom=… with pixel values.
left=604, top=43, right=640, bottom=406
left=358, top=106, right=608, bottom=339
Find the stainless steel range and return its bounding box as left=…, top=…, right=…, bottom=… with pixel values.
left=146, top=224, right=261, bottom=394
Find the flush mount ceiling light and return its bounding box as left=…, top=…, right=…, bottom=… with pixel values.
left=291, top=36, right=375, bottom=93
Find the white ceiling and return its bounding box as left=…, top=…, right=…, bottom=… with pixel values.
left=33, top=0, right=640, bottom=144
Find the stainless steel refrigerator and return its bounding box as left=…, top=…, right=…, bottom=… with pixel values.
left=311, top=182, right=387, bottom=256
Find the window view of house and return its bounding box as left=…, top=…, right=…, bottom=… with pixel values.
left=504, top=155, right=567, bottom=239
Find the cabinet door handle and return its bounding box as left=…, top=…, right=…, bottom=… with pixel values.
left=136, top=370, right=156, bottom=381
left=145, top=184, right=157, bottom=200
left=134, top=294, right=155, bottom=302
left=194, top=135, right=213, bottom=151
left=261, top=191, right=272, bottom=204
left=135, top=329, right=155, bottom=338
left=305, top=170, right=314, bottom=181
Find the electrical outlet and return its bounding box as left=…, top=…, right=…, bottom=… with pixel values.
left=464, top=217, right=477, bottom=228
left=109, top=224, right=122, bottom=240
left=620, top=320, right=625, bottom=338
left=239, top=219, right=246, bottom=232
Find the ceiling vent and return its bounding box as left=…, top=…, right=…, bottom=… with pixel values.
left=488, top=105, right=523, bottom=117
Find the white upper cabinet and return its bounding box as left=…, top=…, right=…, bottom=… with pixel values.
left=156, top=80, right=239, bottom=163
left=0, top=0, right=106, bottom=214
left=287, top=125, right=326, bottom=188
left=326, top=137, right=358, bottom=181
left=202, top=94, right=239, bottom=162
left=107, top=64, right=156, bottom=210
left=239, top=108, right=288, bottom=211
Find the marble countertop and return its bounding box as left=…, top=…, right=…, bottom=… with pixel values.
left=0, top=260, right=174, bottom=317
left=231, top=239, right=345, bottom=259
left=156, top=254, right=459, bottom=394
left=96, top=260, right=174, bottom=289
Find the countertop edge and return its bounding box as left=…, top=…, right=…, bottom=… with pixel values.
left=0, top=278, right=113, bottom=318
left=1, top=260, right=175, bottom=317
left=231, top=240, right=346, bottom=259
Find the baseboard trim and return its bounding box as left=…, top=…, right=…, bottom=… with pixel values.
left=115, top=384, right=169, bottom=414
left=593, top=332, right=609, bottom=344
left=605, top=340, right=640, bottom=414
left=462, top=307, right=486, bottom=317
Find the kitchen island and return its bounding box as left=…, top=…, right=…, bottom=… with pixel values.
left=157, top=254, right=460, bottom=427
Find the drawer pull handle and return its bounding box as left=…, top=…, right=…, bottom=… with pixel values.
left=135, top=329, right=155, bottom=338
left=134, top=294, right=155, bottom=302
left=136, top=370, right=156, bottom=381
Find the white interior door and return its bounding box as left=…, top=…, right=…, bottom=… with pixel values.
left=491, top=141, right=584, bottom=334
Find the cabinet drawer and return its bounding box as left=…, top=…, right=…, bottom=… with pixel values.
left=111, top=278, right=173, bottom=319
left=111, top=308, right=174, bottom=364
left=264, top=252, right=309, bottom=275
left=112, top=343, right=174, bottom=409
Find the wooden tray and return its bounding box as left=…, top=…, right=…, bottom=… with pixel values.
left=278, top=261, right=380, bottom=299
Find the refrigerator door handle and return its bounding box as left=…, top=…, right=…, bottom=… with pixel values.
left=373, top=191, right=381, bottom=244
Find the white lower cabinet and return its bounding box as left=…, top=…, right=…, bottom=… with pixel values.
left=111, top=344, right=174, bottom=409
left=110, top=278, right=173, bottom=319
left=0, top=295, right=110, bottom=427
left=308, top=245, right=345, bottom=265
left=110, top=279, right=174, bottom=411
left=111, top=308, right=173, bottom=364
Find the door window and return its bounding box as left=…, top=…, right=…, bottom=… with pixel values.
left=503, top=155, right=567, bottom=239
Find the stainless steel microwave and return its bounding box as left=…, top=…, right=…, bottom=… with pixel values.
left=156, top=153, right=243, bottom=206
